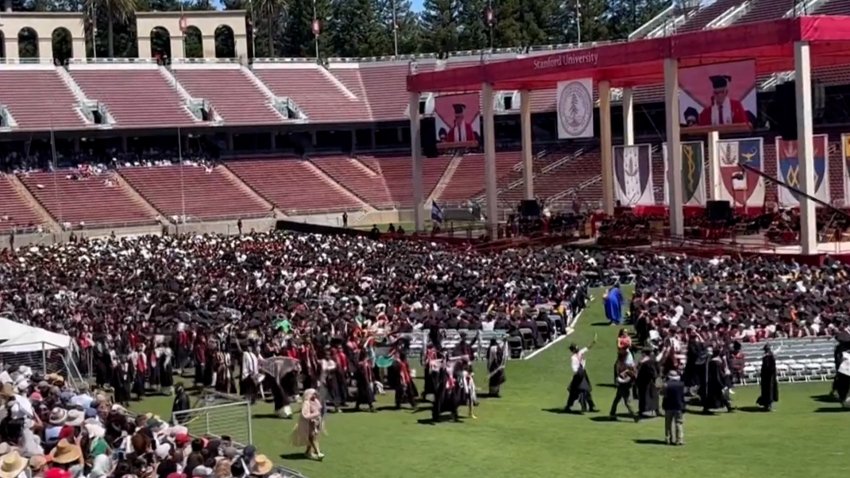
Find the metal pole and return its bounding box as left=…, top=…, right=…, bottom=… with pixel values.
left=246, top=401, right=253, bottom=444
left=313, top=0, right=319, bottom=61
left=392, top=0, right=399, bottom=57
left=178, top=128, right=185, bottom=224
left=92, top=3, right=98, bottom=60
left=575, top=0, right=582, bottom=44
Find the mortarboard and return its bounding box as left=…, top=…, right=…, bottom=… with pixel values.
left=710, top=75, right=731, bottom=89
left=452, top=103, right=466, bottom=114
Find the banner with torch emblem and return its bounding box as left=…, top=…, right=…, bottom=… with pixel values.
left=663, top=141, right=706, bottom=206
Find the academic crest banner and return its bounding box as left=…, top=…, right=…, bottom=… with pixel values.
left=613, top=144, right=654, bottom=206
left=662, top=141, right=706, bottom=206
left=842, top=134, right=850, bottom=205
left=716, top=137, right=765, bottom=207
left=556, top=78, right=594, bottom=139
left=775, top=134, right=829, bottom=207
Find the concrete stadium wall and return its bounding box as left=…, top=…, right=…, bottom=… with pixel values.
left=136, top=10, right=248, bottom=60
left=0, top=12, right=86, bottom=60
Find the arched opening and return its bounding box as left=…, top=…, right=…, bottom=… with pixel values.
left=182, top=26, right=203, bottom=59
left=51, top=27, right=73, bottom=65
left=150, top=26, right=172, bottom=63
left=0, top=31, right=5, bottom=59
left=214, top=25, right=235, bottom=59
left=18, top=27, right=39, bottom=60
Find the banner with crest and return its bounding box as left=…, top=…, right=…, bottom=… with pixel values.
left=662, top=141, right=706, bottom=206
left=842, top=134, right=850, bottom=205
left=613, top=144, right=654, bottom=206
left=775, top=135, right=829, bottom=207
left=716, top=137, right=765, bottom=207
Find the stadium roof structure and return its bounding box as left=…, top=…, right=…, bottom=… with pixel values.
left=405, top=16, right=850, bottom=255
left=407, top=16, right=850, bottom=93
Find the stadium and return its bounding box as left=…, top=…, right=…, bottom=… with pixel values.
left=2, top=1, right=850, bottom=478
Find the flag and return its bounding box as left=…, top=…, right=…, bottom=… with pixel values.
left=179, top=7, right=188, bottom=33
left=431, top=201, right=444, bottom=224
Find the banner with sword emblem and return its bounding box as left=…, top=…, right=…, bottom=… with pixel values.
left=613, top=144, right=654, bottom=206
left=775, top=134, right=829, bottom=207
left=716, top=137, right=765, bottom=207
left=842, top=134, right=850, bottom=205
left=662, top=141, right=706, bottom=206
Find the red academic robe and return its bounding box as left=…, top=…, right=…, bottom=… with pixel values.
left=698, top=99, right=748, bottom=126
left=444, top=122, right=476, bottom=143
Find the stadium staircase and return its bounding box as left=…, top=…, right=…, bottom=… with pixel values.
left=427, top=153, right=464, bottom=206
left=0, top=174, right=58, bottom=233
left=0, top=66, right=89, bottom=130
left=159, top=65, right=223, bottom=124
left=310, top=155, right=395, bottom=209
left=816, top=0, right=850, bottom=14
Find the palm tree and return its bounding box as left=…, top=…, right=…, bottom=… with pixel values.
left=85, top=0, right=140, bottom=58
left=251, top=0, right=287, bottom=57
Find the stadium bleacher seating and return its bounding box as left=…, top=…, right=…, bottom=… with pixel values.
left=815, top=0, right=850, bottom=15
left=119, top=164, right=272, bottom=221
left=438, top=152, right=520, bottom=203
left=69, top=65, right=198, bottom=128
left=367, top=155, right=451, bottom=207
left=676, top=0, right=745, bottom=33
left=18, top=171, right=157, bottom=229
left=172, top=66, right=284, bottom=125
left=0, top=67, right=85, bottom=130
left=739, top=338, right=837, bottom=385
left=356, top=63, right=424, bottom=121
left=310, top=155, right=396, bottom=208
left=734, top=0, right=793, bottom=25
left=0, top=174, right=44, bottom=233
left=226, top=159, right=364, bottom=214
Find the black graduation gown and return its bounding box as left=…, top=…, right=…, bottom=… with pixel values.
left=172, top=391, right=191, bottom=424
left=756, top=353, right=779, bottom=408
left=636, top=358, right=660, bottom=415
left=699, top=357, right=727, bottom=410
left=354, top=360, right=375, bottom=407
left=486, top=345, right=506, bottom=397
left=685, top=341, right=704, bottom=388
left=432, top=367, right=463, bottom=421
left=160, top=352, right=174, bottom=388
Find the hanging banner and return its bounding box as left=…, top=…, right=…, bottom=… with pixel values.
left=662, top=141, right=706, bottom=206
left=556, top=78, right=594, bottom=139
left=716, top=137, right=765, bottom=207
left=678, top=59, right=757, bottom=128
left=775, top=134, right=829, bottom=207
left=434, top=93, right=481, bottom=149
left=613, top=144, right=654, bottom=206
left=841, top=133, right=850, bottom=207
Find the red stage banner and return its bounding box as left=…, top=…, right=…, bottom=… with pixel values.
left=434, top=93, right=480, bottom=149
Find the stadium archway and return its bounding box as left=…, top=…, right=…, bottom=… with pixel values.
left=17, top=27, right=38, bottom=60
left=0, top=12, right=85, bottom=61
left=51, top=27, right=73, bottom=64
left=0, top=31, right=5, bottom=59
left=214, top=25, right=235, bottom=58
left=183, top=26, right=203, bottom=58
left=150, top=26, right=172, bottom=62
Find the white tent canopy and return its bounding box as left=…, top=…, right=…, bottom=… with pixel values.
left=0, top=318, right=72, bottom=352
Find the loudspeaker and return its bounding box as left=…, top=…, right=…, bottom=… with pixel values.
left=771, top=82, right=797, bottom=140
left=706, top=200, right=732, bottom=221
left=421, top=117, right=438, bottom=158
left=519, top=199, right=541, bottom=217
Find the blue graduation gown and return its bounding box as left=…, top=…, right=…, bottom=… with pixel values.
left=604, top=287, right=622, bottom=324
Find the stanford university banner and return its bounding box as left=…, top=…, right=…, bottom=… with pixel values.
left=662, top=141, right=706, bottom=206
left=775, top=135, right=829, bottom=207
left=841, top=133, right=850, bottom=207
left=556, top=78, right=594, bottom=139
left=613, top=144, right=654, bottom=206
left=716, top=137, right=765, bottom=207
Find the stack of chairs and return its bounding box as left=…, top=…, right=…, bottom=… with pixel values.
left=739, top=338, right=837, bottom=385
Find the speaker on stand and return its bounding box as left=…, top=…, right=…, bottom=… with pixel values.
left=421, top=117, right=438, bottom=158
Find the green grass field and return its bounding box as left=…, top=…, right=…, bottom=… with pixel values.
left=134, top=289, right=849, bottom=478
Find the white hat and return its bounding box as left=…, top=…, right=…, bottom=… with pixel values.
left=155, top=444, right=171, bottom=460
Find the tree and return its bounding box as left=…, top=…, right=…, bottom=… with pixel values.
left=456, top=0, right=488, bottom=51
left=517, top=0, right=559, bottom=48
left=84, top=0, right=140, bottom=57
left=282, top=0, right=332, bottom=58
left=607, top=0, right=668, bottom=39
left=374, top=0, right=422, bottom=55
left=331, top=0, right=387, bottom=57
left=420, top=0, right=458, bottom=58
left=556, top=0, right=608, bottom=43
left=251, top=0, right=288, bottom=57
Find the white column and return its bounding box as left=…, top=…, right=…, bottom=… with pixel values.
left=664, top=57, right=684, bottom=237
left=795, top=41, right=817, bottom=255
left=409, top=92, right=424, bottom=232
left=707, top=130, right=721, bottom=200
left=482, top=83, right=498, bottom=238
left=622, top=87, right=634, bottom=146
left=599, top=81, right=614, bottom=215
left=520, top=89, right=534, bottom=200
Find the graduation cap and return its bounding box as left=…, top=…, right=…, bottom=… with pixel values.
left=452, top=103, right=466, bottom=114
left=710, top=75, right=731, bottom=89
left=683, top=107, right=699, bottom=120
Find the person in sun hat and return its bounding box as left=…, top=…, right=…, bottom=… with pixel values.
left=28, top=455, right=48, bottom=478
left=248, top=455, right=272, bottom=478
left=64, top=410, right=84, bottom=428
left=0, top=450, right=29, bottom=478
left=48, top=439, right=83, bottom=475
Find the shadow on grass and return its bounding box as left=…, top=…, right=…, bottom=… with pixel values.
left=253, top=413, right=288, bottom=419
left=541, top=407, right=569, bottom=414
left=591, top=322, right=614, bottom=327
left=416, top=417, right=466, bottom=425
left=595, top=383, right=618, bottom=389
left=633, top=439, right=668, bottom=446
left=279, top=453, right=312, bottom=461
left=811, top=394, right=837, bottom=403
left=814, top=407, right=849, bottom=413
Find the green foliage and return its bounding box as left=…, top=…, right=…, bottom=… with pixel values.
left=330, top=0, right=388, bottom=57
left=374, top=0, right=422, bottom=55
left=456, top=0, right=488, bottom=51
left=420, top=0, right=458, bottom=58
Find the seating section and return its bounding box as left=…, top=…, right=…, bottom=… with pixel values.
left=18, top=171, right=156, bottom=229
left=70, top=67, right=197, bottom=128
left=0, top=175, right=44, bottom=233
left=253, top=66, right=370, bottom=123
left=500, top=148, right=602, bottom=204
left=739, top=338, right=836, bottom=385
left=815, top=0, right=850, bottom=14
left=119, top=165, right=271, bottom=221
left=226, top=159, right=362, bottom=213
left=734, top=0, right=790, bottom=25
left=355, top=63, right=415, bottom=121
left=0, top=68, right=85, bottom=130
left=367, top=155, right=451, bottom=207
left=438, top=152, right=521, bottom=202
left=172, top=68, right=283, bottom=125
left=311, top=156, right=395, bottom=208
left=677, top=0, right=744, bottom=33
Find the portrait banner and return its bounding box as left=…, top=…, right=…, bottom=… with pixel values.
left=662, top=141, right=706, bottom=206
left=557, top=78, right=594, bottom=139
left=434, top=93, right=481, bottom=149
left=716, top=137, right=765, bottom=207
left=775, top=135, right=829, bottom=207
left=613, top=144, right=654, bottom=206
left=679, top=60, right=757, bottom=129
left=843, top=134, right=850, bottom=205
